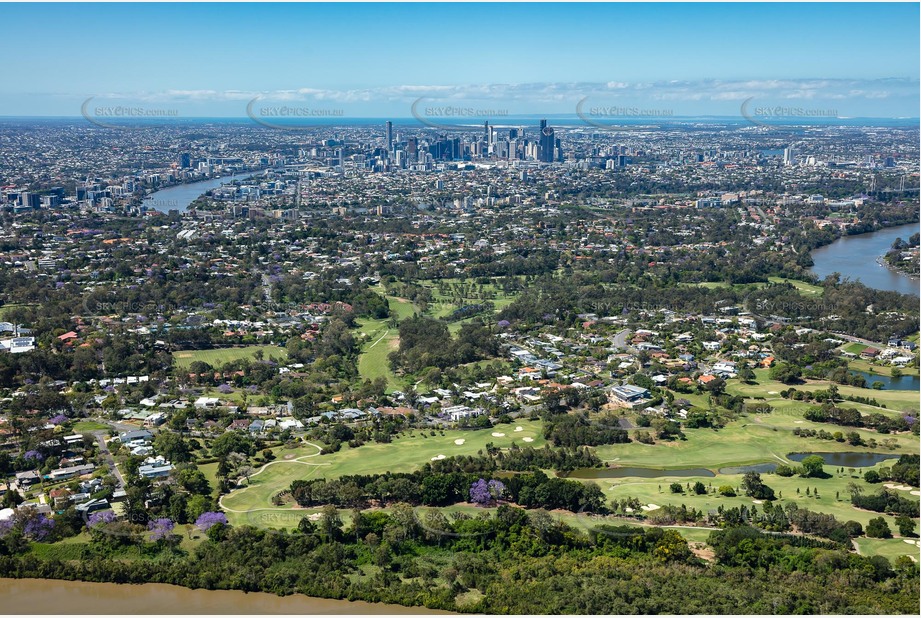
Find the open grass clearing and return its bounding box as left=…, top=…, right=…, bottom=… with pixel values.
left=220, top=421, right=545, bottom=522
left=72, top=420, right=110, bottom=433
left=173, top=345, right=288, bottom=369
left=767, top=276, right=824, bottom=296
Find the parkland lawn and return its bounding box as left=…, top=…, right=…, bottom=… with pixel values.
left=219, top=364, right=918, bottom=560
left=173, top=345, right=288, bottom=369
left=355, top=280, right=521, bottom=392
left=354, top=316, right=404, bottom=392
left=220, top=420, right=545, bottom=521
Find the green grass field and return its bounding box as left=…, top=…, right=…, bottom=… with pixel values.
left=218, top=340, right=918, bottom=560
left=354, top=315, right=404, bottom=392
left=418, top=278, right=520, bottom=319
left=843, top=342, right=869, bottom=355
left=173, top=345, right=288, bottom=369
left=218, top=400, right=919, bottom=560
left=354, top=280, right=521, bottom=391
left=220, top=420, right=545, bottom=524
left=0, top=303, right=34, bottom=320
left=845, top=357, right=919, bottom=377
left=72, top=420, right=110, bottom=432
left=729, top=368, right=920, bottom=413
left=767, top=277, right=824, bottom=296
left=582, top=369, right=920, bottom=560
left=680, top=277, right=823, bottom=297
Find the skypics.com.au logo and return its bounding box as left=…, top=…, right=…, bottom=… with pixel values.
left=410, top=97, right=510, bottom=131
left=81, top=98, right=180, bottom=129
left=246, top=97, right=345, bottom=130
left=576, top=97, right=674, bottom=132
left=740, top=97, right=839, bottom=127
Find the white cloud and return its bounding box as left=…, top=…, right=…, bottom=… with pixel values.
left=72, top=78, right=917, bottom=113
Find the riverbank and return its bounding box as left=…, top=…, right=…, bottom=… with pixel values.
left=143, top=169, right=266, bottom=213
left=876, top=254, right=920, bottom=281
left=810, top=221, right=920, bottom=295
left=0, top=577, right=448, bottom=615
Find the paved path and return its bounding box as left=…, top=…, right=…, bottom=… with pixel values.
left=93, top=430, right=125, bottom=491
left=218, top=442, right=328, bottom=514
left=366, top=328, right=391, bottom=349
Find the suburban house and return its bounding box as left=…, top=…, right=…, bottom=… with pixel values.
left=138, top=455, right=173, bottom=479
left=48, top=463, right=95, bottom=482
left=443, top=404, right=483, bottom=422
left=608, top=384, right=652, bottom=409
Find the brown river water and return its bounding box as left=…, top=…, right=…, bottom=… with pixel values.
left=0, top=578, right=449, bottom=614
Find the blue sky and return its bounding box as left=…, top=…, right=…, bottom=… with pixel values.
left=1, top=2, right=918, bottom=118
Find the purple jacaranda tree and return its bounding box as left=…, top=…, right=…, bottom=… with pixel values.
left=148, top=518, right=175, bottom=541
left=470, top=479, right=506, bottom=506
left=23, top=513, right=55, bottom=541
left=470, top=479, right=491, bottom=505
left=49, top=414, right=68, bottom=426
left=87, top=511, right=116, bottom=528
left=23, top=450, right=43, bottom=463
left=195, top=511, right=228, bottom=532
left=217, top=383, right=233, bottom=394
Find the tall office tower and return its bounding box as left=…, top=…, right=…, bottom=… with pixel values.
left=179, top=153, right=191, bottom=169
left=509, top=128, right=519, bottom=139
left=406, top=137, right=418, bottom=160
left=484, top=120, right=490, bottom=142
left=385, top=121, right=393, bottom=152
left=539, top=119, right=555, bottom=163
left=783, top=147, right=794, bottom=166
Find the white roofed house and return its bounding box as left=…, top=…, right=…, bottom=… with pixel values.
left=138, top=455, right=173, bottom=480
left=0, top=336, right=36, bottom=354
left=711, top=360, right=738, bottom=377
left=443, top=405, right=483, bottom=422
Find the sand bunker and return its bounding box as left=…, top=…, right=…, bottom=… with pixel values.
left=752, top=500, right=763, bottom=504
left=911, top=490, right=920, bottom=497
left=307, top=513, right=322, bottom=521
left=522, top=437, right=534, bottom=442
left=514, top=426, right=523, bottom=432
left=884, top=483, right=913, bottom=491
left=454, top=439, right=466, bottom=445
left=767, top=391, right=778, bottom=395
left=491, top=432, right=506, bottom=437
left=624, top=507, right=634, bottom=513
left=640, top=504, right=660, bottom=512
left=431, top=454, right=446, bottom=461
left=794, top=421, right=804, bottom=424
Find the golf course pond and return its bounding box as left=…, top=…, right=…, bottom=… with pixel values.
left=850, top=370, right=920, bottom=391
left=786, top=452, right=902, bottom=467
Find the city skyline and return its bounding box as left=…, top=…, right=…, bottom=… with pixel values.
left=0, top=2, right=918, bottom=118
